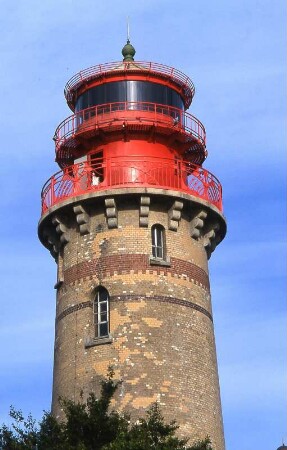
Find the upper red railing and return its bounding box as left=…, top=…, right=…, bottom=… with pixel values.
left=41, top=156, right=222, bottom=215
left=54, top=102, right=206, bottom=162
left=64, top=61, right=195, bottom=108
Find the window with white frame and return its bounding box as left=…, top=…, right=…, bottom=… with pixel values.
left=151, top=224, right=165, bottom=259
left=94, top=287, right=109, bottom=338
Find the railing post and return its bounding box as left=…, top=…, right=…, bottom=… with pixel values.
left=203, top=169, right=209, bottom=202
left=50, top=175, right=55, bottom=207
left=84, top=161, right=90, bottom=191
left=182, top=112, right=186, bottom=133
left=73, top=165, right=78, bottom=194
left=106, top=157, right=110, bottom=187
left=177, top=159, right=181, bottom=189
left=72, top=114, right=75, bottom=135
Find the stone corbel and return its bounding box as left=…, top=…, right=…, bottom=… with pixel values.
left=105, top=198, right=118, bottom=228
left=168, top=200, right=184, bottom=231
left=139, top=196, right=150, bottom=227
left=73, top=204, right=90, bottom=235
left=190, top=210, right=207, bottom=239
left=42, top=227, right=59, bottom=258
left=52, top=216, right=70, bottom=245
left=203, top=223, right=220, bottom=258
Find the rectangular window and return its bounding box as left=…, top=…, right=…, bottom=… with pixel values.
left=94, top=288, right=109, bottom=338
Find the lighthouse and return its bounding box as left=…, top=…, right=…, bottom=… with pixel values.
left=38, top=41, right=226, bottom=449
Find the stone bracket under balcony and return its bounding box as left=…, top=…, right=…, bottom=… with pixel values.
left=190, top=210, right=208, bottom=239
left=105, top=198, right=118, bottom=228
left=38, top=188, right=226, bottom=262
left=73, top=203, right=90, bottom=235
left=41, top=215, right=70, bottom=258
left=203, top=223, right=222, bottom=259
left=52, top=216, right=70, bottom=245
left=139, top=196, right=150, bottom=227
left=189, top=208, right=222, bottom=258
left=168, top=200, right=184, bottom=231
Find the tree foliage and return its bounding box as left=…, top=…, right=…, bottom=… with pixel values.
left=0, top=369, right=213, bottom=450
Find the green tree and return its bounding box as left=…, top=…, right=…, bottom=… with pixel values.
left=104, top=402, right=212, bottom=450
left=0, top=406, right=38, bottom=450
left=0, top=369, right=213, bottom=450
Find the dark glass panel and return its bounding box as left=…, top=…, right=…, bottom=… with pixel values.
left=100, top=323, right=108, bottom=337
left=100, top=312, right=108, bottom=322
left=156, top=246, right=163, bottom=259
left=99, top=288, right=108, bottom=301
left=100, top=302, right=107, bottom=313
left=156, top=228, right=163, bottom=247
left=75, top=81, right=184, bottom=112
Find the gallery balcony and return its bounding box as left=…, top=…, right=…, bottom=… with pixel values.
left=54, top=102, right=207, bottom=166
left=41, top=156, right=222, bottom=215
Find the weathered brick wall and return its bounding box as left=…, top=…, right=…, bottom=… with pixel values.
left=51, top=195, right=225, bottom=450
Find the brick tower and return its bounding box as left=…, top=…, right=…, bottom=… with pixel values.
left=38, top=41, right=226, bottom=449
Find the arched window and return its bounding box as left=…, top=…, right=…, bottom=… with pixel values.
left=94, top=287, right=109, bottom=338
left=151, top=224, right=165, bottom=259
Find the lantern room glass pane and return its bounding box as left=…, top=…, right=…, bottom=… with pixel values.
left=75, top=81, right=184, bottom=112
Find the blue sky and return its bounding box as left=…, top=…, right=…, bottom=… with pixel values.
left=0, top=1, right=285, bottom=449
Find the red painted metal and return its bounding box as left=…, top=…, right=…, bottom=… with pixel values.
left=64, top=61, right=195, bottom=109
left=41, top=156, right=222, bottom=214
left=54, top=101, right=206, bottom=164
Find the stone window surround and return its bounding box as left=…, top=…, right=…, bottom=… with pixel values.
left=85, top=334, right=113, bottom=348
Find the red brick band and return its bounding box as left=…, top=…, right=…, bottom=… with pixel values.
left=56, top=295, right=212, bottom=323
left=57, top=300, right=91, bottom=322
left=63, top=254, right=210, bottom=291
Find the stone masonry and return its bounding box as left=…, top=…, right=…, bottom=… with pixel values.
left=39, top=188, right=226, bottom=450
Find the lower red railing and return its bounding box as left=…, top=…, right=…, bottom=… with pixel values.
left=41, top=156, right=222, bottom=214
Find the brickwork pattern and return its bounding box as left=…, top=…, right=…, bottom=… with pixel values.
left=63, top=255, right=210, bottom=291
left=56, top=295, right=213, bottom=323
left=47, top=194, right=225, bottom=450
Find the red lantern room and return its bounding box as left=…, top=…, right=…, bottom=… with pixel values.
left=41, top=40, right=222, bottom=214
